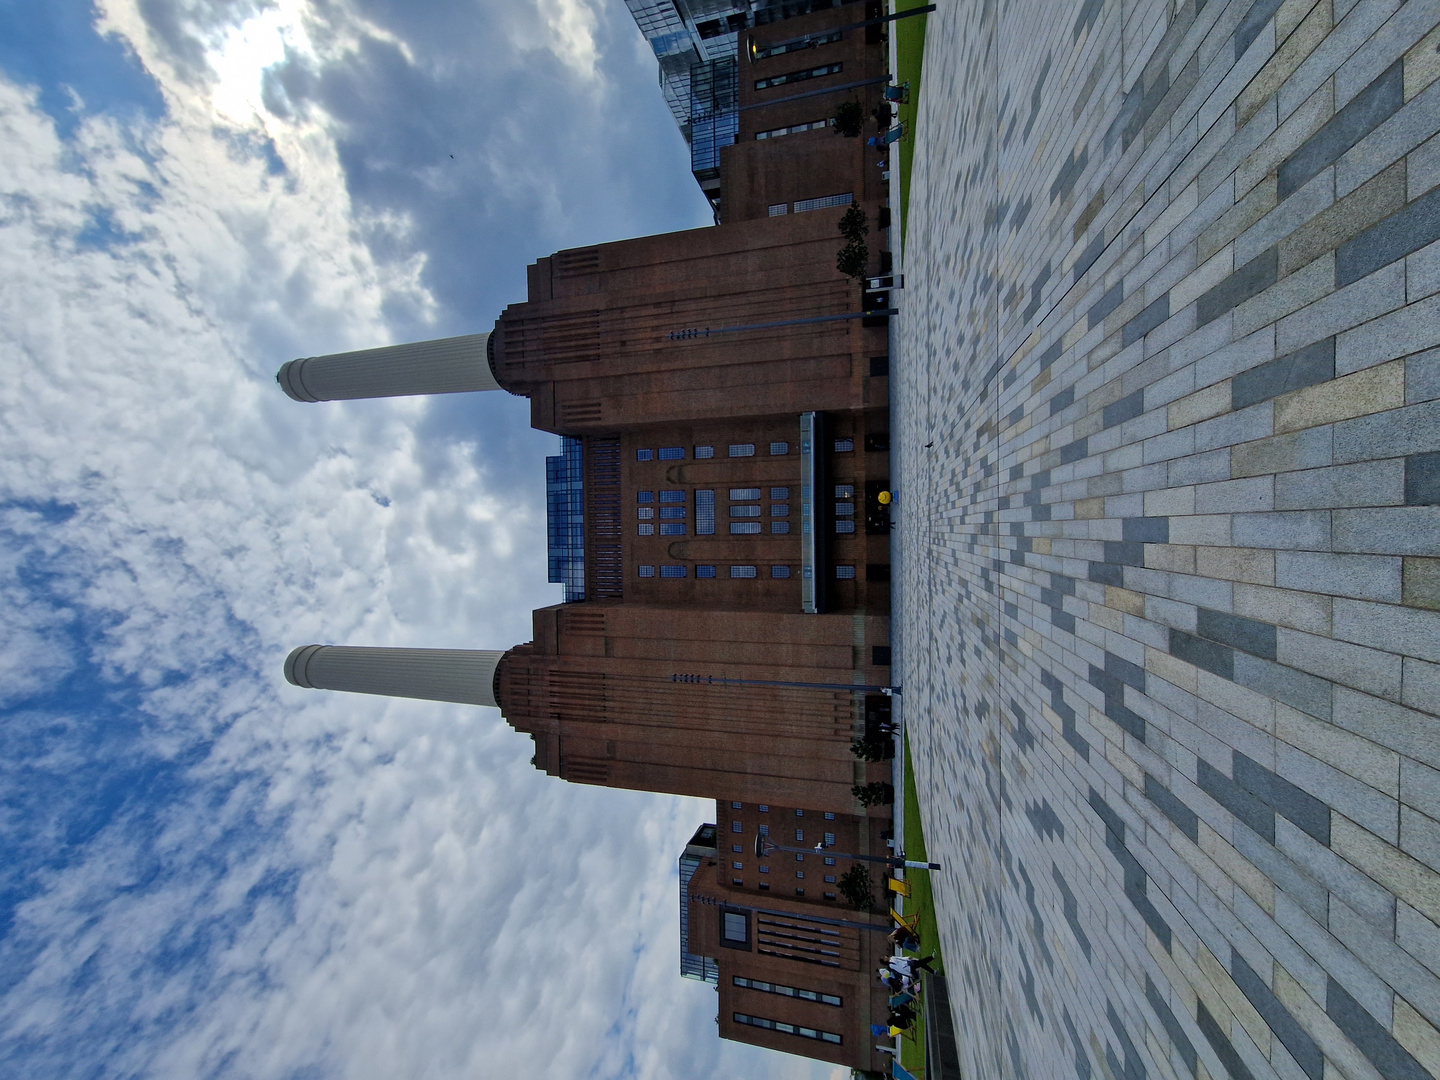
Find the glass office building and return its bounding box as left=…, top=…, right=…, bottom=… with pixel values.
left=546, top=436, right=586, bottom=601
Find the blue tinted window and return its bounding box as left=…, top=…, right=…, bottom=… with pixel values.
left=637, top=448, right=654, bottom=461
left=660, top=490, right=685, bottom=503
left=638, top=565, right=656, bottom=577
left=660, top=565, right=687, bottom=578
left=835, top=520, right=856, bottom=534
left=731, top=505, right=761, bottom=517
left=771, top=504, right=790, bottom=517
left=769, top=441, right=789, bottom=455
left=697, top=565, right=717, bottom=578
left=659, top=447, right=684, bottom=460
left=696, top=490, right=716, bottom=535
left=730, top=488, right=761, bottom=500
left=771, top=522, right=790, bottom=534
left=772, top=566, right=791, bottom=579
left=730, top=565, right=757, bottom=578
left=660, top=507, right=687, bottom=520
left=731, top=522, right=761, bottom=535
left=771, top=487, right=790, bottom=500
left=637, top=491, right=654, bottom=503
left=638, top=524, right=654, bottom=536
left=660, top=523, right=686, bottom=535
left=695, top=445, right=714, bottom=459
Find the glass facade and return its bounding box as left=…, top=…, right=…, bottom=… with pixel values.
left=546, top=436, right=585, bottom=601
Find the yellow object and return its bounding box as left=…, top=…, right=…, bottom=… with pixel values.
left=878, top=490, right=893, bottom=505
left=889, top=877, right=911, bottom=897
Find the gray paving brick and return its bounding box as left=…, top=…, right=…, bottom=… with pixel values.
left=1278, top=60, right=1403, bottom=199
left=1338, top=182, right=1440, bottom=287
left=1235, top=751, right=1331, bottom=844
left=1231, top=337, right=1335, bottom=410
left=1275, top=459, right=1406, bottom=511
left=1274, top=552, right=1402, bottom=603
left=1405, top=452, right=1440, bottom=506
left=1231, top=510, right=1331, bottom=550
left=1232, top=653, right=1333, bottom=720
left=1326, top=977, right=1432, bottom=1080
left=1231, top=949, right=1325, bottom=1080
left=1336, top=289, right=1440, bottom=376
left=1197, top=608, right=1278, bottom=659
left=1334, top=506, right=1440, bottom=557
left=1197, top=246, right=1280, bottom=325
left=1334, top=597, right=1440, bottom=664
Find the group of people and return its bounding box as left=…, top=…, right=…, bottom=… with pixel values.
left=874, top=919, right=937, bottom=1037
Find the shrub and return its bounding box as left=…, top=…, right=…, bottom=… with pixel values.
left=852, top=781, right=894, bottom=807
left=832, top=100, right=864, bottom=137
left=836, top=240, right=869, bottom=282
left=838, top=864, right=875, bottom=910
left=838, top=204, right=869, bottom=243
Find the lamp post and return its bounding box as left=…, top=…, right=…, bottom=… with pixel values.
left=754, top=834, right=940, bottom=871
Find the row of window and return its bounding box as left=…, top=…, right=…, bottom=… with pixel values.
left=755, top=118, right=830, bottom=140
left=733, top=976, right=841, bottom=1007
left=736, top=881, right=837, bottom=898
left=731, top=865, right=840, bottom=884
left=637, top=565, right=791, bottom=579
left=733, top=1013, right=842, bottom=1045
left=635, top=442, right=789, bottom=462
left=751, top=28, right=842, bottom=61
left=754, top=61, right=842, bottom=90
left=636, top=488, right=795, bottom=538
left=729, top=805, right=835, bottom=818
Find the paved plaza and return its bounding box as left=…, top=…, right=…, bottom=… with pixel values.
left=893, top=1, right=1440, bottom=1078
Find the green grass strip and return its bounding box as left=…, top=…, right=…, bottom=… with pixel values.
left=893, top=0, right=928, bottom=248
left=898, top=733, right=943, bottom=1075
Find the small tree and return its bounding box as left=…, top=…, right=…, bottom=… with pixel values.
left=832, top=100, right=864, bottom=137
left=838, top=204, right=869, bottom=244
left=836, top=240, right=869, bottom=282
left=838, top=864, right=875, bottom=911
left=850, top=737, right=885, bottom=762
left=852, top=781, right=894, bottom=807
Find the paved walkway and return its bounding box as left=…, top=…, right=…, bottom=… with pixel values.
left=894, top=1, right=1440, bottom=1079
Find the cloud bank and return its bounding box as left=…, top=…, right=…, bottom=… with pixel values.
left=0, top=1, right=838, bottom=1076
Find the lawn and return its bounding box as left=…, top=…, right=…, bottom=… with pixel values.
left=892, top=0, right=928, bottom=247
left=898, top=734, right=943, bottom=1076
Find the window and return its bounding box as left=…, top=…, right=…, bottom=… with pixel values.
left=732, top=821, right=743, bottom=833
left=795, top=888, right=805, bottom=896
left=769, top=441, right=790, bottom=455
left=660, top=565, right=686, bottom=578
left=767, top=203, right=789, bottom=216
left=730, top=488, right=761, bottom=500
left=759, top=882, right=770, bottom=890
left=795, top=810, right=804, bottom=817
left=833, top=437, right=854, bottom=452
left=694, top=445, right=715, bottom=459
left=834, top=484, right=854, bottom=499
left=637, top=491, right=654, bottom=503
left=696, top=490, right=716, bottom=535
left=771, top=487, right=790, bottom=500
left=770, top=504, right=790, bottom=517
left=755, top=119, right=830, bottom=140
left=835, top=520, right=856, bottom=534
left=638, top=565, right=656, bottom=577
left=660, top=507, right=686, bottom=520
left=824, top=833, right=835, bottom=846
left=759, top=865, right=769, bottom=874
left=793, top=192, right=853, bottom=213
left=835, top=502, right=855, bottom=516
left=731, top=522, right=761, bottom=534
left=732, top=845, right=743, bottom=853
left=758, top=824, right=769, bottom=836
left=754, top=62, right=842, bottom=90
left=733, top=977, right=842, bottom=1007
left=825, top=892, right=837, bottom=900
left=728, top=444, right=755, bottom=457
left=731, top=565, right=758, bottom=578
left=638, top=523, right=655, bottom=536
left=661, top=524, right=686, bottom=535
left=795, top=830, right=804, bottom=842
left=771, top=521, right=790, bottom=534
left=733, top=878, right=744, bottom=886
left=752, top=29, right=843, bottom=60
left=825, top=875, right=836, bottom=883
left=731, top=505, right=761, bottom=517
left=658, top=446, right=684, bottom=460
left=697, top=564, right=717, bottom=578
left=659, top=490, right=685, bottom=503
left=731, top=802, right=742, bottom=809
left=771, top=566, right=791, bottom=579
left=835, top=565, right=856, bottom=579
left=638, top=507, right=654, bottom=519
left=793, top=853, right=803, bottom=861
left=823, top=812, right=835, bottom=820
left=733, top=861, right=744, bottom=870
left=636, top=448, right=653, bottom=461
left=795, top=870, right=805, bottom=879
left=758, top=805, right=769, bottom=813
left=824, top=857, right=836, bottom=866
left=733, top=1013, right=842, bottom=1044
left=722, top=911, right=750, bottom=948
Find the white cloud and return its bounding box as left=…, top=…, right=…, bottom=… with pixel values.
left=0, top=3, right=802, bottom=1077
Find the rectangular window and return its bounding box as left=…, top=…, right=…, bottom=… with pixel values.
left=659, top=490, right=685, bottom=503
left=835, top=520, right=856, bottom=534
left=795, top=870, right=805, bottom=879
left=793, top=192, right=853, bottom=213
left=660, top=565, right=686, bottom=578
left=730, top=488, right=761, bottom=500
left=728, top=444, right=755, bottom=457
left=731, top=565, right=758, bottom=578
left=770, top=487, right=790, bottom=500
left=733, top=862, right=743, bottom=870
left=694, top=445, right=715, bottom=459
left=695, top=490, right=716, bottom=535
left=661, top=523, right=686, bottom=535
left=759, top=882, right=770, bottom=890
left=731, top=522, right=761, bottom=534
left=795, top=888, right=805, bottom=896
left=795, top=810, right=804, bottom=817
left=697, top=564, right=716, bottom=578
left=770, top=504, right=790, bottom=517
left=835, top=565, right=856, bottom=579
left=771, top=566, right=791, bottom=579
left=824, top=857, right=836, bottom=866
left=733, top=1012, right=841, bottom=1044
left=825, top=875, right=836, bottom=883
left=637, top=491, right=654, bottom=503
left=732, top=821, right=743, bottom=833
left=771, top=521, right=790, bottom=534
left=833, top=437, right=854, bottom=452
left=754, top=62, right=841, bottom=90
left=835, top=502, right=855, bottom=516
left=733, top=878, right=744, bottom=886
left=758, top=805, right=769, bottom=813
left=660, top=507, right=686, bottom=520
left=824, top=892, right=836, bottom=900
left=769, top=441, right=789, bottom=455
left=793, top=853, right=804, bottom=861
left=834, top=484, right=854, bottom=499
left=759, top=865, right=769, bottom=874
left=823, top=812, right=835, bottom=820
left=637, top=507, right=654, bottom=520
left=758, top=824, right=769, bottom=836
left=730, top=505, right=761, bottom=517
left=638, top=565, right=655, bottom=578
left=755, top=119, right=830, bottom=140
left=732, top=844, right=743, bottom=853
left=767, top=202, right=789, bottom=216
left=731, top=802, right=742, bottom=809
left=638, top=523, right=655, bottom=536
left=636, top=448, right=654, bottom=461
left=795, top=830, right=804, bottom=841
left=824, top=832, right=835, bottom=846
left=752, top=29, right=842, bottom=60
left=658, top=447, right=684, bottom=460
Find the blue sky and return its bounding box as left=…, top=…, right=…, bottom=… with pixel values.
left=0, top=2, right=840, bottom=1076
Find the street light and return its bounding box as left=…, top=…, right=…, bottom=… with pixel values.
left=754, top=833, right=940, bottom=871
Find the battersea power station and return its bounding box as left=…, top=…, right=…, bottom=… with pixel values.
left=278, top=0, right=906, bottom=1069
